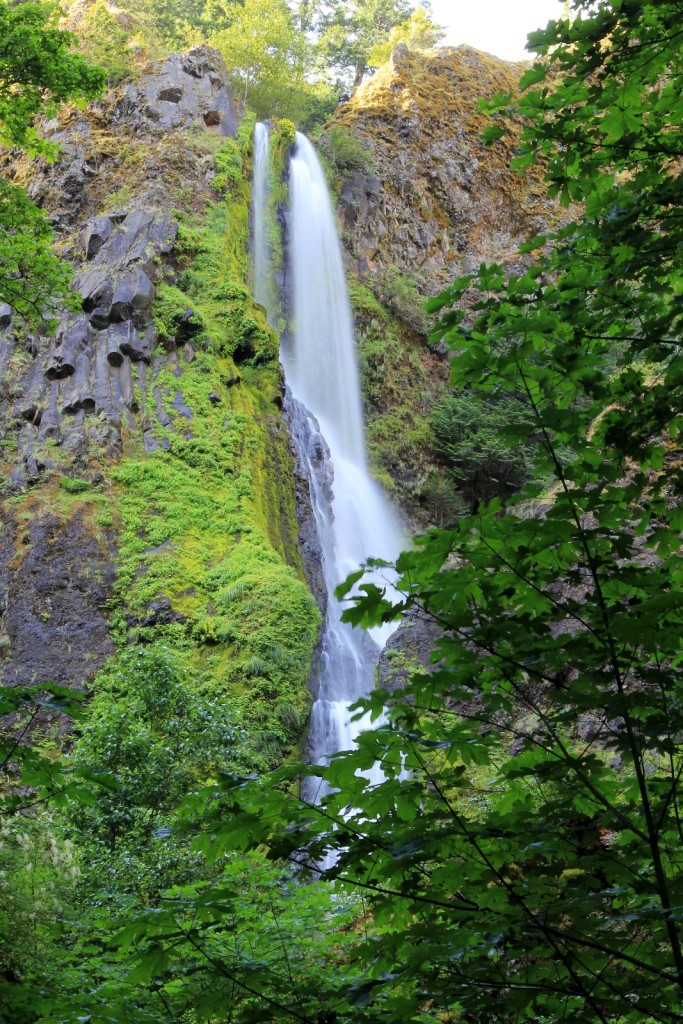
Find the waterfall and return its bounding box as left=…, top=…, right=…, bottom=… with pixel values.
left=251, top=122, right=277, bottom=325
left=251, top=126, right=403, bottom=798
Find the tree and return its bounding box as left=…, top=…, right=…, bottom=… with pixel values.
left=180, top=2, right=683, bottom=1021
left=430, top=388, right=538, bottom=507
left=208, top=0, right=308, bottom=114
left=368, top=7, right=446, bottom=67
left=0, top=1, right=104, bottom=325
left=316, top=0, right=422, bottom=89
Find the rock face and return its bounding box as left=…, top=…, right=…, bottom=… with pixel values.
left=329, top=45, right=560, bottom=296
left=115, top=49, right=240, bottom=137
left=378, top=606, right=444, bottom=693
left=24, top=46, right=238, bottom=228
left=0, top=47, right=240, bottom=693
left=319, top=45, right=569, bottom=523
left=0, top=511, right=116, bottom=691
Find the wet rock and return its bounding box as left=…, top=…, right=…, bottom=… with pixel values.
left=139, top=597, right=186, bottom=628
left=79, top=216, right=114, bottom=259
left=109, top=268, right=155, bottom=322
left=378, top=606, right=444, bottom=694
left=208, top=392, right=221, bottom=405
left=0, top=304, right=12, bottom=329
left=284, top=392, right=330, bottom=618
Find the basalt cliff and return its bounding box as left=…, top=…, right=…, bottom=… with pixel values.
left=0, top=43, right=557, bottom=746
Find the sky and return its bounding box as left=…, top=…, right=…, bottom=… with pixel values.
left=428, top=0, right=566, bottom=62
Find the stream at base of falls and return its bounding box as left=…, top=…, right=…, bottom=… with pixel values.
left=251, top=125, right=404, bottom=797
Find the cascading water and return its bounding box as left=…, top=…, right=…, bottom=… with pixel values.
left=251, top=126, right=403, bottom=798
left=251, top=122, right=277, bottom=325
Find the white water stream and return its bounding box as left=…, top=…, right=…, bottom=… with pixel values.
left=252, top=126, right=403, bottom=798
left=251, top=121, right=277, bottom=325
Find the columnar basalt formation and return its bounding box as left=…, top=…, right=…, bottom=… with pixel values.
left=0, top=48, right=316, bottom=724
left=329, top=45, right=560, bottom=294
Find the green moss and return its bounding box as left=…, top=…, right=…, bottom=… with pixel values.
left=350, top=278, right=447, bottom=510
left=101, top=136, right=320, bottom=768
left=59, top=477, right=93, bottom=494
left=111, top=374, right=319, bottom=764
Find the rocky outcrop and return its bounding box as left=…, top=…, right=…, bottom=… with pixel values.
left=114, top=49, right=239, bottom=137
left=329, top=45, right=560, bottom=297
left=378, top=606, right=444, bottom=693
left=0, top=47, right=241, bottom=693
left=1, top=206, right=179, bottom=489
left=322, top=45, right=568, bottom=523
left=23, top=46, right=239, bottom=231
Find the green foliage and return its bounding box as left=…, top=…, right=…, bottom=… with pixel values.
left=0, top=815, right=78, bottom=1024
left=0, top=180, right=78, bottom=329
left=0, top=0, right=104, bottom=325
left=70, top=645, right=245, bottom=895
left=430, top=389, right=537, bottom=506
left=320, top=124, right=375, bottom=173
left=372, top=265, right=430, bottom=334
left=157, top=153, right=277, bottom=364
left=0, top=1, right=104, bottom=154
left=178, top=2, right=683, bottom=1022
left=58, top=475, right=92, bottom=494
left=368, top=6, right=446, bottom=66
left=209, top=0, right=306, bottom=112
left=351, top=278, right=444, bottom=506
left=211, top=137, right=243, bottom=194
left=316, top=0, right=419, bottom=88
left=79, top=0, right=132, bottom=83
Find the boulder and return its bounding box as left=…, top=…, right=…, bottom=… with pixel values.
left=0, top=304, right=12, bottom=329
left=79, top=216, right=114, bottom=259
left=114, top=47, right=239, bottom=137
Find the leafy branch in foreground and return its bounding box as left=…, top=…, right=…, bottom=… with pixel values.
left=167, top=2, right=683, bottom=1022
left=0, top=0, right=104, bottom=324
